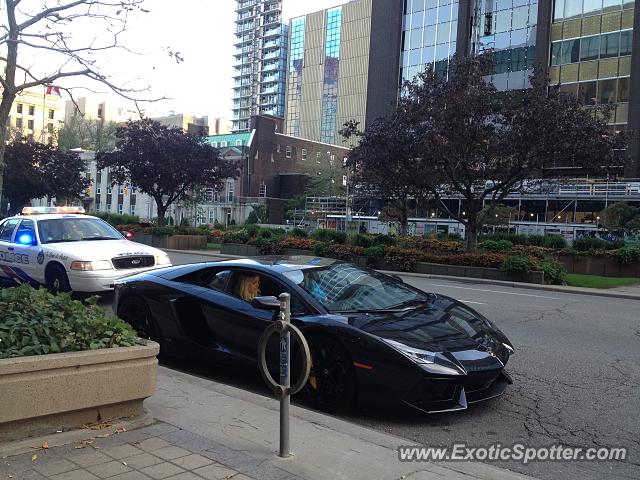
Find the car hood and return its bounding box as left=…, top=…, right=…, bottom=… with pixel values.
left=42, top=240, right=165, bottom=260
left=348, top=294, right=512, bottom=355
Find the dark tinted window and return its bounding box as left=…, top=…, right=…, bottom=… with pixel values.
left=176, top=268, right=232, bottom=291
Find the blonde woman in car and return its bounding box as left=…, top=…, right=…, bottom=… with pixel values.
left=235, top=274, right=261, bottom=301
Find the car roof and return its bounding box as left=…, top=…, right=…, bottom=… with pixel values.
left=152, top=255, right=340, bottom=279
left=3, top=214, right=99, bottom=222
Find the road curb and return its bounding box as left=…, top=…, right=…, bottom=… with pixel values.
left=163, top=249, right=640, bottom=301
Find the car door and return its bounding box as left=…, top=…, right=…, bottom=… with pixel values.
left=11, top=218, right=40, bottom=286
left=0, top=218, right=24, bottom=284
left=200, top=268, right=309, bottom=361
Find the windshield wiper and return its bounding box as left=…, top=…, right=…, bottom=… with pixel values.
left=44, top=239, right=80, bottom=244
left=82, top=236, right=120, bottom=241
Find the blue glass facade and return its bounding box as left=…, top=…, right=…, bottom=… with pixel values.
left=473, top=0, right=539, bottom=91
left=400, top=0, right=459, bottom=82
left=320, top=8, right=343, bottom=144
left=286, top=18, right=305, bottom=137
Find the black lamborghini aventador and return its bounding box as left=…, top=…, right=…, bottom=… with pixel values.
left=114, top=255, right=514, bottom=413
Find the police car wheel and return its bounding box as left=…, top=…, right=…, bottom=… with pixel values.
left=46, top=264, right=71, bottom=294
left=118, top=296, right=157, bottom=340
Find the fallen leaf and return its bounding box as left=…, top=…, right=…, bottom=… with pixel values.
left=31, top=454, right=37, bottom=462
left=115, top=427, right=126, bottom=434
left=42, top=442, right=49, bottom=450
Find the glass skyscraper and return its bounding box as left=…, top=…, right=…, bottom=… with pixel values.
left=232, top=0, right=288, bottom=133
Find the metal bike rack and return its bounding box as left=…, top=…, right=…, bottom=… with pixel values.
left=257, top=293, right=311, bottom=458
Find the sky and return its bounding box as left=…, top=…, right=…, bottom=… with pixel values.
left=77, top=0, right=344, bottom=120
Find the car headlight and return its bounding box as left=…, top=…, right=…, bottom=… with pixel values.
left=155, top=254, right=171, bottom=266
left=70, top=260, right=113, bottom=271
left=383, top=338, right=436, bottom=364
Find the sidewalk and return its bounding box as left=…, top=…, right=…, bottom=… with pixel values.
left=1, top=366, right=538, bottom=480
left=164, top=249, right=640, bottom=301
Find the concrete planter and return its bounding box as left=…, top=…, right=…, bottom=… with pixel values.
left=220, top=243, right=259, bottom=257
left=0, top=341, right=159, bottom=442
left=167, top=235, right=207, bottom=250
left=135, top=233, right=169, bottom=249
left=557, top=253, right=640, bottom=277
left=411, top=262, right=545, bottom=284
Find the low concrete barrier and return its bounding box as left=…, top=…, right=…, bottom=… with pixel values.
left=556, top=254, right=640, bottom=277
left=134, top=233, right=169, bottom=249
left=168, top=235, right=207, bottom=250
left=220, top=243, right=259, bottom=257
left=0, top=342, right=159, bottom=442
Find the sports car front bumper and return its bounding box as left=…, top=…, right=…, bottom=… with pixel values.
left=402, top=370, right=513, bottom=414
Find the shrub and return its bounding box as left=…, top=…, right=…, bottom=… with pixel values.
left=313, top=229, right=347, bottom=244
left=0, top=286, right=138, bottom=359
left=347, top=233, right=374, bottom=248
left=313, top=241, right=327, bottom=256
left=365, top=244, right=385, bottom=258
left=481, top=232, right=529, bottom=246
left=245, top=224, right=259, bottom=238
left=92, top=211, right=140, bottom=227
left=613, top=246, right=640, bottom=265
left=257, top=228, right=273, bottom=240
left=572, top=236, right=621, bottom=251
left=221, top=230, right=249, bottom=244
left=539, top=257, right=566, bottom=285
left=542, top=235, right=567, bottom=249
left=290, top=227, right=308, bottom=238
left=149, top=226, right=175, bottom=236
left=277, top=237, right=318, bottom=251
left=252, top=238, right=283, bottom=255
left=372, top=234, right=395, bottom=246
left=501, top=255, right=530, bottom=274
left=480, top=240, right=513, bottom=252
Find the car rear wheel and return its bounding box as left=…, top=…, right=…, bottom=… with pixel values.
left=45, top=264, right=71, bottom=294
left=302, top=335, right=356, bottom=413
left=118, top=296, right=157, bottom=340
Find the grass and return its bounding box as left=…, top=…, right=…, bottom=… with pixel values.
left=206, top=243, right=221, bottom=251
left=565, top=273, right=640, bottom=289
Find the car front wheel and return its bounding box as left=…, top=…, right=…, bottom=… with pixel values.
left=45, top=264, right=71, bottom=294
left=302, top=334, right=356, bottom=413
left=118, top=296, right=158, bottom=340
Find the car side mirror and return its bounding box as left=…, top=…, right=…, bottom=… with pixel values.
left=251, top=295, right=281, bottom=311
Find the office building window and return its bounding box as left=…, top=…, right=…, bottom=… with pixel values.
left=130, top=205, right=136, bottom=215
left=48, top=109, right=55, bottom=120
left=320, top=7, right=343, bottom=144
left=286, top=17, right=306, bottom=136
left=27, top=119, right=34, bottom=130
left=118, top=204, right=123, bottom=214
left=259, top=182, right=267, bottom=197
left=28, top=105, right=35, bottom=116
left=16, top=104, right=23, bottom=114
left=286, top=145, right=292, bottom=158
left=301, top=149, right=307, bottom=160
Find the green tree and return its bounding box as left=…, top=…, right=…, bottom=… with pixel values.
left=602, top=202, right=640, bottom=236
left=398, top=55, right=622, bottom=251
left=57, top=116, right=117, bottom=153
left=97, top=119, right=239, bottom=226
left=3, top=140, right=89, bottom=215
left=303, top=157, right=347, bottom=198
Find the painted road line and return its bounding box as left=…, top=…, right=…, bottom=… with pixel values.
left=460, top=300, right=487, bottom=305
left=428, top=283, right=564, bottom=300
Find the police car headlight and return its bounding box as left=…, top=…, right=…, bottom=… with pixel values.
left=155, top=254, right=171, bottom=266
left=70, top=260, right=113, bottom=271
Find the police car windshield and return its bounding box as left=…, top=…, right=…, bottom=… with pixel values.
left=38, top=218, right=123, bottom=244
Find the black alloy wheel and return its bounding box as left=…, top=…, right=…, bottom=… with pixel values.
left=303, top=335, right=356, bottom=413
left=118, top=296, right=157, bottom=340
left=45, top=264, right=71, bottom=294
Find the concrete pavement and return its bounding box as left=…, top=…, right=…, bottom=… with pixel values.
left=1, top=366, right=539, bottom=480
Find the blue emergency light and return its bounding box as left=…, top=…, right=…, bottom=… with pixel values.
left=18, top=234, right=34, bottom=245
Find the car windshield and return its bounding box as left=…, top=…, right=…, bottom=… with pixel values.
left=289, top=263, right=428, bottom=313
left=38, top=217, right=123, bottom=244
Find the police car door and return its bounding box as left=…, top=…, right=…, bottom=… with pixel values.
left=0, top=218, right=24, bottom=284
left=11, top=218, right=40, bottom=286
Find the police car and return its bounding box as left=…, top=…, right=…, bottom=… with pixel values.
left=0, top=207, right=171, bottom=293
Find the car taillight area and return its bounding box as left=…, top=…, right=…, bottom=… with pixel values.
left=111, top=255, right=155, bottom=270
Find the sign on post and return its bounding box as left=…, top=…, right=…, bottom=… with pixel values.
left=257, top=293, right=311, bottom=458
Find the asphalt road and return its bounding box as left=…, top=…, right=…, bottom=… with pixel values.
left=113, top=251, right=640, bottom=480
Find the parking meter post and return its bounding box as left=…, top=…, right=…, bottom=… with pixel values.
left=279, top=293, right=291, bottom=458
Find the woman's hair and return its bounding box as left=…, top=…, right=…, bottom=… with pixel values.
left=235, top=274, right=259, bottom=301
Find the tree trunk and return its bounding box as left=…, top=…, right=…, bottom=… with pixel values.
left=465, top=221, right=479, bottom=253
left=156, top=202, right=167, bottom=227
left=0, top=92, right=16, bottom=209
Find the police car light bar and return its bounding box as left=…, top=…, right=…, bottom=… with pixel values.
left=22, top=206, right=86, bottom=215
